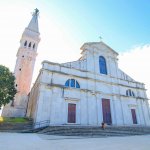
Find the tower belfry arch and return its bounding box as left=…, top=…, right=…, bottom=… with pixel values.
left=2, top=8, right=40, bottom=117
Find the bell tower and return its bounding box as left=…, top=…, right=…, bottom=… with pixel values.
left=2, top=8, right=40, bottom=117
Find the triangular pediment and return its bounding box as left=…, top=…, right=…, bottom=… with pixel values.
left=80, top=41, right=118, bottom=56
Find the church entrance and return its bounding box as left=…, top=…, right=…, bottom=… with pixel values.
left=68, top=103, right=76, bottom=123
left=131, top=109, right=137, bottom=124
left=102, top=99, right=112, bottom=125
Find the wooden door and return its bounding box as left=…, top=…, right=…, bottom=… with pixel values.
left=102, top=99, right=112, bottom=125
left=68, top=103, right=76, bottom=123
left=131, top=109, right=137, bottom=124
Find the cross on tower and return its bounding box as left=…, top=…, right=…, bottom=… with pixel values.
left=35, top=8, right=39, bottom=14
left=32, top=8, right=39, bottom=16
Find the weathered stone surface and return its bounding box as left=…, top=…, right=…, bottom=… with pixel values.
left=27, top=42, right=150, bottom=127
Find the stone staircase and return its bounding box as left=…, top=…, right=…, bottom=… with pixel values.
left=1, top=119, right=150, bottom=137
left=38, top=125, right=150, bottom=137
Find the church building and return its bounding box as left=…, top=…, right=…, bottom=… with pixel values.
left=2, top=9, right=150, bottom=128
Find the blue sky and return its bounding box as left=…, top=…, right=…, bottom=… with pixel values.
left=37, top=0, right=150, bottom=51
left=1, top=0, right=150, bottom=53
left=0, top=0, right=150, bottom=98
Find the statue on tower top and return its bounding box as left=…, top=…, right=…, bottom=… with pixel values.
left=33, top=8, right=39, bottom=16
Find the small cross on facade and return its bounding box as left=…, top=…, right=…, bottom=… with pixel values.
left=99, top=36, right=103, bottom=41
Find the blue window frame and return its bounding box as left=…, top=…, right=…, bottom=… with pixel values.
left=65, top=79, right=80, bottom=89
left=76, top=81, right=80, bottom=88
left=126, top=89, right=135, bottom=97
left=126, top=90, right=128, bottom=96
left=71, top=79, right=75, bottom=87
left=129, top=89, right=132, bottom=96
left=99, top=56, right=107, bottom=75
left=132, top=91, right=135, bottom=97
left=65, top=79, right=70, bottom=87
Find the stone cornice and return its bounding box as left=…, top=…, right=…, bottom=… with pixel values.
left=39, top=82, right=148, bottom=101
left=42, top=60, right=144, bottom=85
left=41, top=68, right=146, bottom=91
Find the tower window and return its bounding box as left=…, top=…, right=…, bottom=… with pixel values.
left=24, top=41, right=27, bottom=46
left=15, top=84, right=17, bottom=87
left=19, top=68, right=21, bottom=71
left=22, top=55, right=24, bottom=58
left=28, top=42, right=31, bottom=48
left=33, top=43, right=35, bottom=49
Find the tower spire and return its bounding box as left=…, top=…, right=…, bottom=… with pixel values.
left=27, top=8, right=39, bottom=33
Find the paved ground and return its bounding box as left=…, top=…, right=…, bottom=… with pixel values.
left=0, top=132, right=150, bottom=150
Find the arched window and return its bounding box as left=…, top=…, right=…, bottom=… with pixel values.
left=24, top=41, right=27, bottom=46
left=129, top=89, right=132, bottom=96
left=99, top=56, right=107, bottom=75
left=126, top=89, right=135, bottom=97
left=76, top=81, right=80, bottom=88
left=132, top=91, right=135, bottom=97
left=33, top=43, right=35, bottom=49
left=71, top=79, right=75, bottom=87
left=65, top=79, right=80, bottom=88
left=28, top=42, right=31, bottom=48
left=65, top=79, right=70, bottom=87
left=126, top=90, right=129, bottom=96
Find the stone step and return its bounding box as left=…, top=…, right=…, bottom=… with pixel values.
left=41, top=131, right=143, bottom=137
left=39, top=126, right=150, bottom=133
left=46, top=132, right=143, bottom=136
left=40, top=127, right=150, bottom=133
left=38, top=125, right=150, bottom=137
left=41, top=129, right=145, bottom=135
left=21, top=126, right=48, bottom=133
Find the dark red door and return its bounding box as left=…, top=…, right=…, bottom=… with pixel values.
left=102, top=99, right=112, bottom=125
left=68, top=103, right=76, bottom=123
left=131, top=109, right=137, bottom=124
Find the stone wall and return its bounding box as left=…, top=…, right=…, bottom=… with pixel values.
left=27, top=42, right=150, bottom=127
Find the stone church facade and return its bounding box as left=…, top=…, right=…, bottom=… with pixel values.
left=2, top=9, right=150, bottom=128
left=27, top=42, right=150, bottom=127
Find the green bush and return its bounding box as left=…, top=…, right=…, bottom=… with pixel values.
left=2, top=117, right=29, bottom=123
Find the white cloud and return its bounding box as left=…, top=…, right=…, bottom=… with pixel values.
left=118, top=44, right=150, bottom=99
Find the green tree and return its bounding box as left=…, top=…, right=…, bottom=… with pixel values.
left=0, top=65, right=17, bottom=109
